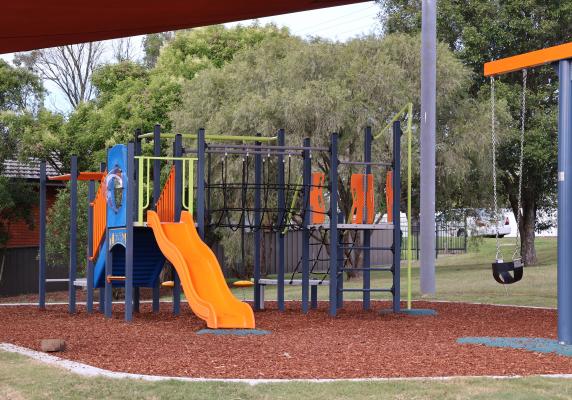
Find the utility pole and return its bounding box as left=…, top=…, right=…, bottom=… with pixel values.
left=420, top=0, right=437, bottom=295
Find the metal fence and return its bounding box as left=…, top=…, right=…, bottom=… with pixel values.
left=402, top=220, right=468, bottom=260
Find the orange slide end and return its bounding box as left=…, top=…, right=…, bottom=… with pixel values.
left=147, top=210, right=255, bottom=329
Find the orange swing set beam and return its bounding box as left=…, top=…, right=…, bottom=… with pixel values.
left=484, top=42, right=572, bottom=77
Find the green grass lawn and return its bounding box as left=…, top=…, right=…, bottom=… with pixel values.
left=235, top=237, right=558, bottom=308
left=2, top=350, right=572, bottom=400
left=1, top=237, right=565, bottom=399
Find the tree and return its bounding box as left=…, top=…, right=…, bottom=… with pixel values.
left=15, top=42, right=105, bottom=109
left=377, top=0, right=572, bottom=265
left=170, top=33, right=478, bottom=274
left=142, top=32, right=174, bottom=68
left=0, top=61, right=44, bottom=279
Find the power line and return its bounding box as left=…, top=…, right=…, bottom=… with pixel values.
left=294, top=3, right=377, bottom=35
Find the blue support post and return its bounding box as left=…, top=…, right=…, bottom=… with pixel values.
left=69, top=156, right=78, bottom=314
left=125, top=143, right=135, bottom=322
left=302, top=137, right=311, bottom=313
left=133, top=129, right=141, bottom=313
left=363, top=126, right=372, bottom=310
left=104, top=228, right=112, bottom=318
left=38, top=161, right=46, bottom=309
left=337, top=212, right=344, bottom=309
left=558, top=59, right=572, bottom=344
left=329, top=133, right=339, bottom=316
left=172, top=134, right=183, bottom=315
left=152, top=125, right=161, bottom=313
left=254, top=134, right=263, bottom=309
left=98, top=162, right=106, bottom=313
left=87, top=180, right=95, bottom=313
left=277, top=130, right=286, bottom=311
left=197, top=128, right=206, bottom=239
left=392, top=121, right=402, bottom=313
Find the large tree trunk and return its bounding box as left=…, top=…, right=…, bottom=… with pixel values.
left=520, top=201, right=537, bottom=265
left=509, top=190, right=537, bottom=266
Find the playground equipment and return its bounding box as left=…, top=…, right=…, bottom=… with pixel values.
left=484, top=41, right=572, bottom=344
left=489, top=68, right=527, bottom=285
left=38, top=120, right=406, bottom=323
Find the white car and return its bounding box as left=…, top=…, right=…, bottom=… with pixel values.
left=465, top=209, right=512, bottom=238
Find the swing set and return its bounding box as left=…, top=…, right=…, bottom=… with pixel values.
left=484, top=41, right=572, bottom=344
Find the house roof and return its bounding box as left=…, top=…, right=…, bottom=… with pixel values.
left=2, top=159, right=61, bottom=180
left=0, top=0, right=365, bottom=54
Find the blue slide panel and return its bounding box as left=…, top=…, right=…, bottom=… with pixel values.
left=93, top=228, right=165, bottom=288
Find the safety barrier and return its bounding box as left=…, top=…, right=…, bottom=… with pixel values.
left=136, top=156, right=198, bottom=225
left=89, top=173, right=107, bottom=260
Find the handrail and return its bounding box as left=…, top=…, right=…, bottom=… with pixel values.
left=89, top=173, right=107, bottom=261
left=135, top=156, right=198, bottom=225
left=138, top=132, right=278, bottom=142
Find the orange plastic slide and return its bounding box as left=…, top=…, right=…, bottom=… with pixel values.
left=147, top=210, right=255, bottom=329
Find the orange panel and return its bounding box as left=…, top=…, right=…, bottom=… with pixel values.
left=385, top=170, right=393, bottom=223
left=310, top=172, right=326, bottom=224
left=48, top=172, right=105, bottom=181
left=349, top=174, right=374, bottom=224
left=484, top=42, right=572, bottom=77
left=157, top=166, right=176, bottom=223
left=89, top=173, right=107, bottom=260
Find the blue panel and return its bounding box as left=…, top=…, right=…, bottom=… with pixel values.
left=106, top=144, right=128, bottom=228
left=93, top=228, right=165, bottom=288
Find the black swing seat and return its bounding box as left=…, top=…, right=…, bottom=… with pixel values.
left=492, top=259, right=523, bottom=284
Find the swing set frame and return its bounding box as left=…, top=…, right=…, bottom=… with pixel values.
left=484, top=41, right=572, bottom=345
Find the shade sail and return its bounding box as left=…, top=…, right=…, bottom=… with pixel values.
left=0, top=0, right=366, bottom=54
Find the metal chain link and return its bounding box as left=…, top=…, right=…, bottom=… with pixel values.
left=491, top=76, right=502, bottom=261
left=513, top=69, right=527, bottom=261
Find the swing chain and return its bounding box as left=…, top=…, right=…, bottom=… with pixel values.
left=513, top=69, right=527, bottom=262
left=491, top=75, right=502, bottom=261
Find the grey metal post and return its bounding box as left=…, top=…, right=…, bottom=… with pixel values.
left=277, top=130, right=286, bottom=311
left=302, top=137, right=311, bottom=313
left=98, top=162, right=106, bottom=313
left=87, top=180, right=95, bottom=313
left=152, top=125, right=161, bottom=313
left=420, top=0, right=437, bottom=295
left=254, top=134, right=263, bottom=308
left=125, top=143, right=135, bottom=322
left=558, top=59, right=572, bottom=344
left=329, top=133, right=339, bottom=316
left=363, top=127, right=372, bottom=310
left=69, top=156, right=78, bottom=314
left=38, top=161, right=46, bottom=309
left=392, top=122, right=402, bottom=313
left=197, top=129, right=206, bottom=239
left=133, top=129, right=141, bottom=313
left=173, top=134, right=183, bottom=315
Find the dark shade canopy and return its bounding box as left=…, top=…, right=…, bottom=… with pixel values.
left=1, top=0, right=366, bottom=54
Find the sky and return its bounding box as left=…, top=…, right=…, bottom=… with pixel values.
left=2, top=2, right=381, bottom=113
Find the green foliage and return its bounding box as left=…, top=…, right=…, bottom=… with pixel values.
left=0, top=59, right=43, bottom=112
left=46, top=183, right=88, bottom=274
left=0, top=61, right=44, bottom=247
left=172, top=33, right=477, bottom=218
left=155, top=25, right=290, bottom=81
left=378, top=0, right=572, bottom=263
left=142, top=32, right=174, bottom=68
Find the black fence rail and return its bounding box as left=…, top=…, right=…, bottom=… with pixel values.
left=402, top=220, right=468, bottom=260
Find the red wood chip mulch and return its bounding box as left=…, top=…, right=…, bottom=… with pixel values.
left=1, top=301, right=570, bottom=379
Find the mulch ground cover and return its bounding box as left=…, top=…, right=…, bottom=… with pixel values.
left=1, top=301, right=570, bottom=379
